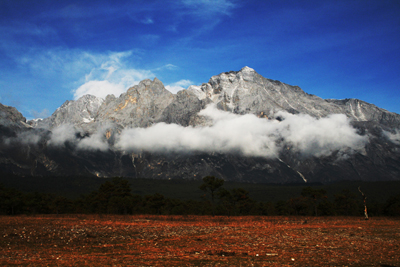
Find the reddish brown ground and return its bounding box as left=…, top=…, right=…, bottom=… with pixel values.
left=0, top=215, right=399, bottom=266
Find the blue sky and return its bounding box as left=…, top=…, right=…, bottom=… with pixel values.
left=1, top=0, right=399, bottom=119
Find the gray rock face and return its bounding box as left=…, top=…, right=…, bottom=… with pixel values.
left=326, top=98, right=400, bottom=128
left=37, top=94, right=104, bottom=131
left=95, top=78, right=174, bottom=128
left=192, top=67, right=400, bottom=126
left=1, top=67, right=400, bottom=183
left=189, top=67, right=342, bottom=118
left=37, top=67, right=400, bottom=131
left=0, top=103, right=27, bottom=128
left=157, top=89, right=210, bottom=126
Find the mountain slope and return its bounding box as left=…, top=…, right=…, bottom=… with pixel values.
left=96, top=78, right=175, bottom=128
left=1, top=67, right=399, bottom=183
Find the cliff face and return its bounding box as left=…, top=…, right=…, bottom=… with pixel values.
left=1, top=67, right=399, bottom=183
left=36, top=95, right=104, bottom=130
left=0, top=103, right=27, bottom=128
left=95, top=78, right=175, bottom=128
left=31, top=66, right=400, bottom=132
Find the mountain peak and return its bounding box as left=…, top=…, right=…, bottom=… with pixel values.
left=1, top=67, right=400, bottom=183
left=240, top=66, right=255, bottom=73
left=38, top=94, right=104, bottom=129
left=95, top=76, right=174, bottom=128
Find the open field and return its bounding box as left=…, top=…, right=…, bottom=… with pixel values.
left=0, top=215, right=399, bottom=266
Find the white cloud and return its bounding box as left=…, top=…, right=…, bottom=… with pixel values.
left=165, top=79, right=194, bottom=94
left=273, top=111, right=367, bottom=157
left=47, top=124, right=77, bottom=147
left=383, top=129, right=400, bottom=145
left=76, top=125, right=112, bottom=151
left=74, top=80, right=125, bottom=100
left=72, top=51, right=154, bottom=99
left=2, top=104, right=369, bottom=159
left=115, top=107, right=279, bottom=156
left=47, top=123, right=111, bottom=151
left=170, top=0, right=239, bottom=42
left=13, top=47, right=155, bottom=100
left=152, top=64, right=178, bottom=71
left=77, top=132, right=109, bottom=151
left=181, top=0, right=237, bottom=16
left=116, top=105, right=367, bottom=158
left=141, top=17, right=154, bottom=24
left=19, top=131, right=42, bottom=145
left=164, top=64, right=178, bottom=70
left=4, top=130, right=43, bottom=146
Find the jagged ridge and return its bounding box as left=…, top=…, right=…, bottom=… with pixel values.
left=0, top=67, right=399, bottom=183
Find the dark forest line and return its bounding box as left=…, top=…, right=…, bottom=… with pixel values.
left=1, top=173, right=400, bottom=202
left=1, top=175, right=400, bottom=216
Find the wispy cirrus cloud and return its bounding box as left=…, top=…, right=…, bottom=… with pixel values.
left=73, top=81, right=126, bottom=100
left=181, top=0, right=237, bottom=16
left=11, top=47, right=155, bottom=100
left=0, top=22, right=57, bottom=38
left=141, top=17, right=154, bottom=24
left=169, top=0, right=239, bottom=44
left=152, top=64, right=178, bottom=71
left=73, top=50, right=154, bottom=99
left=74, top=52, right=155, bottom=99
left=37, top=3, right=120, bottom=20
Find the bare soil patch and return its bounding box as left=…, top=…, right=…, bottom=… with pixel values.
left=0, top=215, right=399, bottom=266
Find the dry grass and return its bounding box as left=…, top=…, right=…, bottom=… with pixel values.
left=1, top=215, right=399, bottom=266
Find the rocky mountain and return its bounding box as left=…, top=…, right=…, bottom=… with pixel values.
left=1, top=67, right=400, bottom=183
left=34, top=94, right=104, bottom=130
left=0, top=103, right=28, bottom=128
